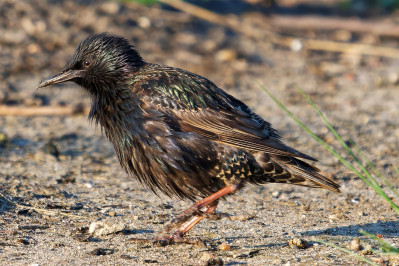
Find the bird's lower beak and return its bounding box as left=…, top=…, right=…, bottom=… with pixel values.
left=37, top=69, right=83, bottom=89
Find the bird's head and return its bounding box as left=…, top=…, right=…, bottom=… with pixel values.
left=37, top=33, right=145, bottom=93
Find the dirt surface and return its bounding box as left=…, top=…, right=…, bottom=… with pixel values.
left=1, top=0, right=399, bottom=265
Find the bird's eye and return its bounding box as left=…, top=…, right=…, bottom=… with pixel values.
left=83, top=60, right=91, bottom=67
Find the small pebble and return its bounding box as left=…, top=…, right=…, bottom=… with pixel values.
left=99, top=2, right=119, bottom=15
left=271, top=191, right=281, bottom=198
left=218, top=243, right=231, bottom=251
left=370, top=257, right=383, bottom=264
left=216, top=49, right=237, bottom=62
left=89, top=220, right=126, bottom=237
left=360, top=245, right=373, bottom=255
left=357, top=211, right=365, bottom=216
left=198, top=252, right=223, bottom=265
left=290, top=39, right=302, bottom=52
left=351, top=198, right=360, bottom=204
left=89, top=248, right=114, bottom=256
left=0, top=133, right=8, bottom=148
left=288, top=238, right=309, bottom=249
left=17, top=238, right=30, bottom=245
left=138, top=16, right=151, bottom=28
left=348, top=238, right=362, bottom=251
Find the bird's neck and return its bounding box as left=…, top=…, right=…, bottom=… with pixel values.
left=88, top=86, right=146, bottom=144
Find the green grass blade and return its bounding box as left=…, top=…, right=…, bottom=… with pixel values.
left=361, top=230, right=399, bottom=253
left=257, top=81, right=371, bottom=184
left=124, top=0, right=160, bottom=5
left=316, top=239, right=378, bottom=265
left=257, top=81, right=399, bottom=214
left=394, top=165, right=399, bottom=177
left=293, top=86, right=399, bottom=213
left=295, top=86, right=380, bottom=188
left=352, top=142, right=399, bottom=199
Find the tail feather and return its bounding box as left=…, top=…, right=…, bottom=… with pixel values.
left=255, top=153, right=340, bottom=192
left=289, top=164, right=340, bottom=192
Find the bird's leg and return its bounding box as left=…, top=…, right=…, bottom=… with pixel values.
left=154, top=183, right=240, bottom=245
left=170, top=200, right=219, bottom=241
left=162, top=183, right=240, bottom=235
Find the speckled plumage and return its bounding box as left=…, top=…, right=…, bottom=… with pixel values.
left=38, top=33, right=339, bottom=242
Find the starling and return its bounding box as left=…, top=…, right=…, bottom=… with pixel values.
left=37, top=33, right=339, bottom=244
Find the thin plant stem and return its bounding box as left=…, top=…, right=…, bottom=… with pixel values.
left=294, top=86, right=399, bottom=213
left=296, top=86, right=380, bottom=188
left=316, top=239, right=378, bottom=265
left=351, top=142, right=399, bottom=199
left=394, top=165, right=399, bottom=177
left=257, top=81, right=399, bottom=214
left=361, top=230, right=399, bottom=253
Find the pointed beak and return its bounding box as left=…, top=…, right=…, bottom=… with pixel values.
left=37, top=69, right=83, bottom=89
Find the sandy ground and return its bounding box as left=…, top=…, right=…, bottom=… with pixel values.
left=1, top=0, right=399, bottom=265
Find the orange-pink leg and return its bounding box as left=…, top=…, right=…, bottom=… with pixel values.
left=171, top=200, right=219, bottom=240
left=155, top=183, right=240, bottom=245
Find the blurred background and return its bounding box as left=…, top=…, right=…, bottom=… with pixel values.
left=0, top=0, right=398, bottom=264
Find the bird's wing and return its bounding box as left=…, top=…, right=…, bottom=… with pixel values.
left=136, top=67, right=316, bottom=161
left=176, top=107, right=316, bottom=161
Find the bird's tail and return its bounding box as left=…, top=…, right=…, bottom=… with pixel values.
left=255, top=153, right=340, bottom=192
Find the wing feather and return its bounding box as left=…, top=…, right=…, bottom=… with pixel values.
left=176, top=109, right=316, bottom=161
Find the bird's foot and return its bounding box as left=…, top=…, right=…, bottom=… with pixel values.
left=152, top=231, right=182, bottom=246
left=129, top=232, right=184, bottom=247
left=152, top=232, right=205, bottom=247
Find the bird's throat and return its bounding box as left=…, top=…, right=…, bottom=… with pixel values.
left=88, top=87, right=146, bottom=145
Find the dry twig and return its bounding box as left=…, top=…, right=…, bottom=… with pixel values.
left=270, top=15, right=399, bottom=38
left=0, top=105, right=89, bottom=117
left=278, top=37, right=399, bottom=59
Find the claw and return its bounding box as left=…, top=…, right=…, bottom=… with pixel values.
left=152, top=231, right=184, bottom=246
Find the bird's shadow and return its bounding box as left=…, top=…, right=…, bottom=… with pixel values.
left=123, top=229, right=155, bottom=235
left=0, top=188, right=18, bottom=213
left=219, top=235, right=288, bottom=249
left=301, top=220, right=399, bottom=238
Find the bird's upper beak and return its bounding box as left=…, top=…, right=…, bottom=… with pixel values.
left=37, top=69, right=84, bottom=89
